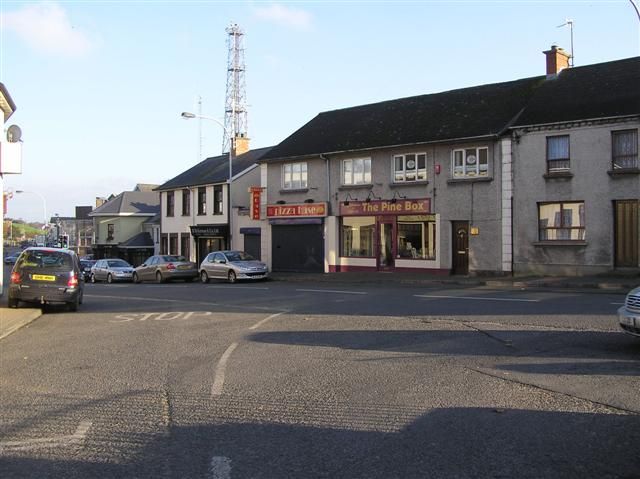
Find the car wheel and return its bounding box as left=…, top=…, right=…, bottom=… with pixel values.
left=228, top=270, right=237, bottom=284
left=107, top=273, right=113, bottom=284
left=90, top=274, right=96, bottom=283
left=67, top=297, right=79, bottom=312
left=8, top=297, right=19, bottom=308
left=200, top=271, right=209, bottom=284
left=133, top=272, right=140, bottom=284
left=79, top=290, right=84, bottom=305
left=156, top=271, right=163, bottom=284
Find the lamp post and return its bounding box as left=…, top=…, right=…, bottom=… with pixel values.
left=181, top=111, right=235, bottom=250
left=15, top=190, right=48, bottom=227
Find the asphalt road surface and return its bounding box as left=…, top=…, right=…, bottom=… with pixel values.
left=1, top=279, right=638, bottom=478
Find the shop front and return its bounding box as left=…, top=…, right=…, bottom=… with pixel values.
left=334, top=197, right=440, bottom=272
left=190, top=224, right=229, bottom=265
left=267, top=203, right=327, bottom=273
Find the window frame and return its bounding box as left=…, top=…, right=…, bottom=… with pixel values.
left=342, top=157, right=372, bottom=186
left=166, top=191, right=175, bottom=217
left=197, top=187, right=207, bottom=216
left=213, top=185, right=223, bottom=215
left=452, top=146, right=489, bottom=178
left=546, top=135, right=571, bottom=173
left=612, top=129, right=638, bottom=170
left=340, top=216, right=376, bottom=258
left=282, top=162, right=308, bottom=190
left=537, top=201, right=585, bottom=242
left=181, top=189, right=191, bottom=216
left=393, top=153, right=427, bottom=183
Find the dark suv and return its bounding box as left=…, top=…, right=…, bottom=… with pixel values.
left=8, top=248, right=85, bottom=311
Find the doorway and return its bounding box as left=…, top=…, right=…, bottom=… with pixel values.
left=197, top=237, right=225, bottom=266
left=377, top=218, right=395, bottom=270
left=452, top=221, right=469, bottom=275
left=614, top=200, right=639, bottom=267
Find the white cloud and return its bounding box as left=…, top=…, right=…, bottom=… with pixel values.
left=252, top=3, right=313, bottom=31
left=3, top=2, right=94, bottom=57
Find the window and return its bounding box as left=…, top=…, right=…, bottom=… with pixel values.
left=340, top=217, right=375, bottom=257
left=538, top=202, right=585, bottom=241
left=169, top=233, right=178, bottom=254
left=453, top=147, right=488, bottom=178
left=546, top=135, right=570, bottom=172
left=166, top=191, right=175, bottom=217
left=213, top=185, right=223, bottom=215
left=180, top=233, right=190, bottom=259
left=342, top=158, right=372, bottom=185
left=397, top=215, right=436, bottom=260
left=107, top=224, right=115, bottom=241
left=182, top=189, right=190, bottom=216
left=394, top=154, right=426, bottom=182
left=198, top=187, right=207, bottom=215
left=283, top=162, right=308, bottom=189
left=612, top=129, right=638, bottom=170
left=160, top=234, right=168, bottom=254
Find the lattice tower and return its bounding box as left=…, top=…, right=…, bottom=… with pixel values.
left=223, top=23, right=248, bottom=153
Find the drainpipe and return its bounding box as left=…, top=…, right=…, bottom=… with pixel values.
left=320, top=154, right=330, bottom=206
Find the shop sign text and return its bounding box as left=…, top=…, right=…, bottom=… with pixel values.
left=340, top=198, right=431, bottom=216
left=267, top=202, right=327, bottom=218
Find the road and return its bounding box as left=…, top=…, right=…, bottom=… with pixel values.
left=1, top=278, right=638, bottom=478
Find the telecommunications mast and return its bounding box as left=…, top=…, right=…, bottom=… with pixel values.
left=223, top=23, right=248, bottom=154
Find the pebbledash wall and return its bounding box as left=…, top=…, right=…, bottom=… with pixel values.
left=258, top=138, right=514, bottom=275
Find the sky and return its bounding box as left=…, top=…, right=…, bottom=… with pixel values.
left=1, top=0, right=639, bottom=222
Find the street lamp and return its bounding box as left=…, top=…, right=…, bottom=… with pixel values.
left=181, top=111, right=235, bottom=250
left=15, top=190, right=48, bottom=226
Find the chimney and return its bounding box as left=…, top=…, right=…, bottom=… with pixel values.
left=232, top=134, right=250, bottom=157
left=543, top=45, right=571, bottom=77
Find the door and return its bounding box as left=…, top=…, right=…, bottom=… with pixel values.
left=452, top=221, right=469, bottom=275
left=614, top=200, right=639, bottom=267
left=244, top=234, right=261, bottom=260
left=197, top=237, right=225, bottom=266
left=377, top=218, right=395, bottom=270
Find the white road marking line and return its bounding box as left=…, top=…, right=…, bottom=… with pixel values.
left=209, top=456, right=232, bottom=479
left=204, top=285, right=270, bottom=290
left=211, top=343, right=239, bottom=397
left=85, top=294, right=184, bottom=303
left=296, top=288, right=367, bottom=295
left=0, top=420, right=92, bottom=453
left=611, top=302, right=624, bottom=305
left=249, top=312, right=285, bottom=330
left=414, top=294, right=540, bottom=303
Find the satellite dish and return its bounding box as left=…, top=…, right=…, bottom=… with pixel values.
left=7, top=124, right=22, bottom=143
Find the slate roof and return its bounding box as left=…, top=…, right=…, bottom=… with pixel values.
left=512, top=56, right=640, bottom=127
left=119, top=232, right=154, bottom=249
left=156, top=146, right=273, bottom=192
left=261, top=76, right=545, bottom=161
left=89, top=191, right=159, bottom=216
left=261, top=56, right=639, bottom=162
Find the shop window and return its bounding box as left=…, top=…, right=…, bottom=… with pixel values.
left=612, top=129, right=638, bottom=170
left=394, top=153, right=426, bottom=182
left=342, top=158, right=372, bottom=185
left=213, top=185, right=223, bottom=215
left=160, top=234, right=168, bottom=254
left=169, top=233, right=179, bottom=254
left=166, top=191, right=175, bottom=217
left=283, top=162, right=308, bottom=189
left=397, top=215, right=436, bottom=260
left=538, top=202, right=585, bottom=241
left=340, top=217, right=375, bottom=257
left=453, top=147, right=488, bottom=178
left=546, top=135, right=570, bottom=172
left=180, top=233, right=190, bottom=259
left=182, top=189, right=190, bottom=216
left=198, top=187, right=207, bottom=215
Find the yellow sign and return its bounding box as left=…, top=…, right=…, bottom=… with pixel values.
left=32, top=274, right=56, bottom=281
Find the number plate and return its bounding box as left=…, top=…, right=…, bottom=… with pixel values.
left=622, top=315, right=638, bottom=327
left=32, top=274, right=56, bottom=281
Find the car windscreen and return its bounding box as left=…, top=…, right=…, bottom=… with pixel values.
left=17, top=250, right=72, bottom=269
left=162, top=256, right=187, bottom=262
left=107, top=260, right=130, bottom=268
left=225, top=251, right=255, bottom=262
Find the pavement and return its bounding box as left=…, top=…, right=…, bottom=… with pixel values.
left=0, top=270, right=637, bottom=341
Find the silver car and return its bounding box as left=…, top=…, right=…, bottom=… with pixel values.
left=618, top=286, right=640, bottom=337
left=199, top=250, right=269, bottom=284
left=90, top=258, right=134, bottom=283
left=133, top=255, right=198, bottom=283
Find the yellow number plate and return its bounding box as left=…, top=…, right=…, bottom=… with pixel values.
left=32, top=274, right=56, bottom=281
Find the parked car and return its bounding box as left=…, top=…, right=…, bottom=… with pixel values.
left=7, top=247, right=84, bottom=311
left=133, top=255, right=198, bottom=283
left=4, top=253, right=20, bottom=264
left=199, top=250, right=269, bottom=284
left=79, top=259, right=96, bottom=282
left=618, top=286, right=640, bottom=337
left=90, top=258, right=135, bottom=283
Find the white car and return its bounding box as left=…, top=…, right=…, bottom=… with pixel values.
left=618, top=286, right=640, bottom=337
left=199, top=250, right=269, bottom=284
